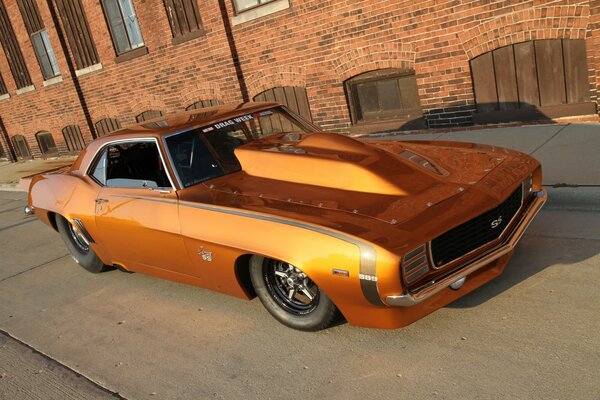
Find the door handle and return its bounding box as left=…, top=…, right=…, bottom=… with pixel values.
left=95, top=198, right=108, bottom=204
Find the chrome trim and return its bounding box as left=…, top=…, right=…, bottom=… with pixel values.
left=118, top=195, right=385, bottom=306
left=24, top=205, right=34, bottom=215
left=85, top=137, right=177, bottom=190
left=386, top=190, right=546, bottom=307
left=71, top=217, right=95, bottom=244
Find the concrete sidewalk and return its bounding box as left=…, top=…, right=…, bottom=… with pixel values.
left=0, top=157, right=76, bottom=191
left=368, top=122, right=600, bottom=186
left=0, top=122, right=598, bottom=190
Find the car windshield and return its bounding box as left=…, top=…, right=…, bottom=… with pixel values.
left=165, top=107, right=315, bottom=188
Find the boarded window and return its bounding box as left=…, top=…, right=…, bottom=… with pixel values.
left=11, top=135, right=31, bottom=159
left=345, top=69, right=422, bottom=124
left=36, top=131, right=58, bottom=155
left=185, top=99, right=223, bottom=110
left=101, top=0, right=144, bottom=55
left=164, top=0, right=203, bottom=43
left=55, top=0, right=99, bottom=70
left=0, top=140, right=5, bottom=159
left=253, top=86, right=313, bottom=122
left=0, top=73, right=7, bottom=95
left=0, top=1, right=33, bottom=89
left=95, top=118, right=121, bottom=136
left=136, top=110, right=163, bottom=122
left=470, top=39, right=594, bottom=121
left=62, top=125, right=85, bottom=152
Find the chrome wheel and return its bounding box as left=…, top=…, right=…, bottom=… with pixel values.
left=68, top=222, right=90, bottom=252
left=263, top=259, right=319, bottom=315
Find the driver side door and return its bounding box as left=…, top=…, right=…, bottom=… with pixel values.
left=90, top=138, right=193, bottom=275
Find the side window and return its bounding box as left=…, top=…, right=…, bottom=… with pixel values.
left=91, top=141, right=171, bottom=188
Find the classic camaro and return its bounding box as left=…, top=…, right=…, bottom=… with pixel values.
left=26, top=102, right=546, bottom=330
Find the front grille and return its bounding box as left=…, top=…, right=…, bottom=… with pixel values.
left=430, top=185, right=523, bottom=268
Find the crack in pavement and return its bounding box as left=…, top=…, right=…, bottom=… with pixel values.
left=0, top=329, right=127, bottom=399
left=529, top=124, right=570, bottom=156
left=0, top=254, right=70, bottom=283
left=0, top=218, right=36, bottom=233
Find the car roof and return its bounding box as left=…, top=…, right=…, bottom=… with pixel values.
left=106, top=101, right=280, bottom=139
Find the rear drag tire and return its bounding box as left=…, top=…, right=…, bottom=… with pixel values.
left=57, top=216, right=108, bottom=273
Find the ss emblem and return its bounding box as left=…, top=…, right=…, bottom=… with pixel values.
left=491, top=216, right=503, bottom=229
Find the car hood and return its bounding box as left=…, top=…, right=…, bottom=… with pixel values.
left=187, top=132, right=534, bottom=226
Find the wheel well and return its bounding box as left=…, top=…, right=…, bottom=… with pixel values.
left=47, top=212, right=59, bottom=232
left=234, top=254, right=256, bottom=299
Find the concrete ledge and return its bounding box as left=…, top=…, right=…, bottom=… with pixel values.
left=43, top=76, right=63, bottom=87
left=75, top=63, right=103, bottom=77
left=15, top=85, right=35, bottom=95
left=232, top=0, right=290, bottom=25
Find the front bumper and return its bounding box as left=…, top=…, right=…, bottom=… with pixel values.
left=386, top=190, right=547, bottom=307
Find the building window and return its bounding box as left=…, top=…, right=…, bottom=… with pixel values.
left=18, top=0, right=60, bottom=80
left=102, top=0, right=144, bottom=55
left=233, top=0, right=276, bottom=13
left=62, top=125, right=86, bottom=152
left=136, top=110, right=163, bottom=122
left=0, top=1, right=33, bottom=90
left=470, top=39, right=594, bottom=122
left=36, top=131, right=58, bottom=155
left=31, top=31, right=60, bottom=79
left=95, top=118, right=121, bottom=137
left=164, top=0, right=203, bottom=44
left=0, top=140, right=5, bottom=159
left=55, top=0, right=99, bottom=70
left=185, top=99, right=223, bottom=110
left=253, top=86, right=312, bottom=122
left=345, top=69, right=422, bottom=124
left=11, top=135, right=31, bottom=159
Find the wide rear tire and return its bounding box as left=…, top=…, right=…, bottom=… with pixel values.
left=249, top=255, right=338, bottom=331
left=57, top=216, right=108, bottom=273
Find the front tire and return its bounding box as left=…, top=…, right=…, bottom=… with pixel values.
left=57, top=216, right=108, bottom=273
left=249, top=256, right=338, bottom=331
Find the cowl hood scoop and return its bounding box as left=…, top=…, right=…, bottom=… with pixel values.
left=203, top=133, right=509, bottom=224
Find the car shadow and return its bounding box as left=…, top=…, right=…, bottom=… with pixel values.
left=446, top=213, right=598, bottom=309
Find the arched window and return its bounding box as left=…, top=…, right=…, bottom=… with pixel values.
left=470, top=39, right=594, bottom=122
left=344, top=69, right=422, bottom=124
left=136, top=110, right=163, bottom=122
left=253, top=86, right=313, bottom=122
left=36, top=131, right=58, bottom=155
left=11, top=134, right=31, bottom=159
left=185, top=99, right=223, bottom=110
left=62, top=125, right=86, bottom=153
left=95, top=118, right=121, bottom=137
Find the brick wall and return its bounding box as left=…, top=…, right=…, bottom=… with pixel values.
left=0, top=0, right=598, bottom=159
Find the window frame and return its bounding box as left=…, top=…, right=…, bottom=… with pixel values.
left=100, top=0, right=147, bottom=62
left=163, top=0, right=204, bottom=45
left=35, top=131, right=58, bottom=156
left=11, top=135, right=32, bottom=159
left=345, top=69, right=422, bottom=125
left=30, top=29, right=61, bottom=80
left=55, top=0, right=100, bottom=71
left=87, top=137, right=176, bottom=190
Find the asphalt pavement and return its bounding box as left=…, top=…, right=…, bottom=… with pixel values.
left=0, top=186, right=599, bottom=400
left=1, top=122, right=599, bottom=399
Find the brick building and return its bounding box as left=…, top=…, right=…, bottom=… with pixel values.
left=0, top=0, right=599, bottom=161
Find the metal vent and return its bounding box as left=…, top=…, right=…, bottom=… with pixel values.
left=402, top=244, right=430, bottom=284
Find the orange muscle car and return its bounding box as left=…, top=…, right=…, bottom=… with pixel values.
left=26, top=102, right=546, bottom=330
